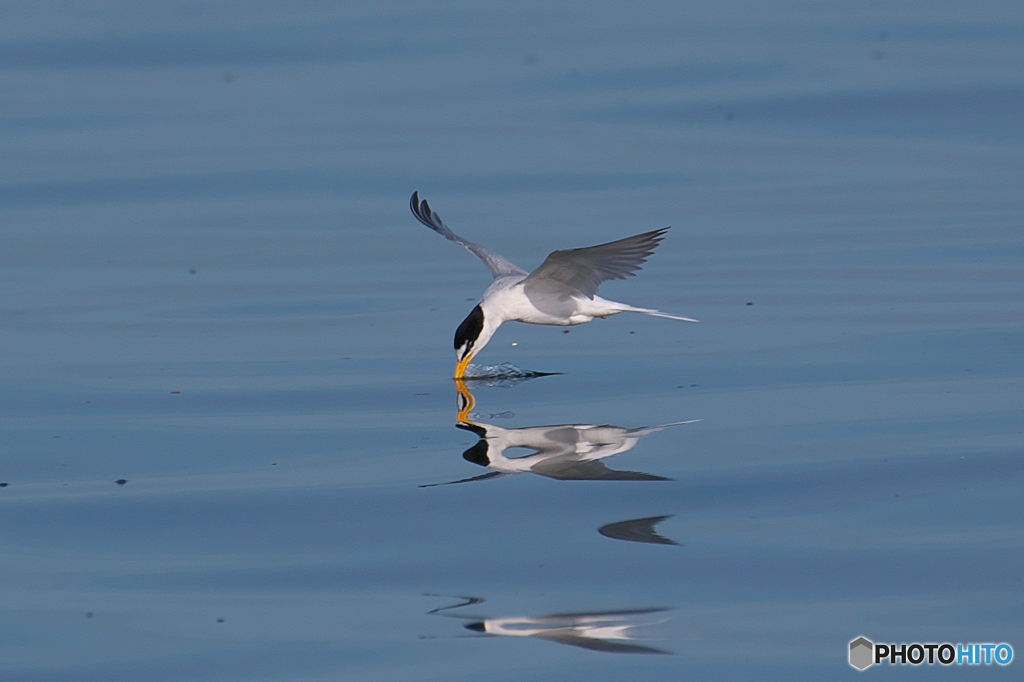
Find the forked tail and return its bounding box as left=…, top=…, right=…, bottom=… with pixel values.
left=633, top=307, right=698, bottom=322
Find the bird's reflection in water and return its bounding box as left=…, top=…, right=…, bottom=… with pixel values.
left=423, top=380, right=697, bottom=486
left=430, top=597, right=673, bottom=655
left=453, top=420, right=674, bottom=482
left=598, top=515, right=680, bottom=546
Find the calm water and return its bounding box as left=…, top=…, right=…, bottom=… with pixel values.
left=2, top=1, right=1022, bottom=680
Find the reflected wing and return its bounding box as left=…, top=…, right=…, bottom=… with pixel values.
left=531, top=458, right=671, bottom=481
left=410, top=192, right=528, bottom=279
left=418, top=471, right=510, bottom=487
left=598, top=515, right=679, bottom=546
left=533, top=631, right=672, bottom=655
left=540, top=607, right=672, bottom=619
left=522, top=228, right=669, bottom=300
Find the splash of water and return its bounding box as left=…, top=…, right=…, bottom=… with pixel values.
left=462, top=362, right=558, bottom=387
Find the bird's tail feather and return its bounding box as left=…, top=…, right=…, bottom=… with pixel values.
left=634, top=308, right=698, bottom=322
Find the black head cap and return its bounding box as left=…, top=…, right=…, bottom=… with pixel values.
left=462, top=439, right=490, bottom=466
left=456, top=422, right=487, bottom=438
left=454, top=305, right=484, bottom=353
left=464, top=621, right=487, bottom=632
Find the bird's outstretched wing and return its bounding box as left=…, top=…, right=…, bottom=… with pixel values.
left=598, top=515, right=679, bottom=546
left=410, top=192, right=528, bottom=279
left=522, top=227, right=669, bottom=300
left=531, top=458, right=672, bottom=481
left=533, top=631, right=672, bottom=655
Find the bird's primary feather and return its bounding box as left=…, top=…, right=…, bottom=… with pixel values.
left=410, top=192, right=527, bottom=279
left=522, top=227, right=669, bottom=300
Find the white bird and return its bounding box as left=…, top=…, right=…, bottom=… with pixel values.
left=459, top=420, right=697, bottom=483
left=462, top=608, right=673, bottom=655
left=410, top=192, right=697, bottom=378
left=427, top=597, right=672, bottom=655
left=421, top=420, right=675, bottom=485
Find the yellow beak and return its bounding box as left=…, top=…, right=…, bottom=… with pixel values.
left=455, top=379, right=475, bottom=423
left=454, top=354, right=472, bottom=380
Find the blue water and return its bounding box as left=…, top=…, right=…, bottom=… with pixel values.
left=2, top=2, right=1022, bottom=680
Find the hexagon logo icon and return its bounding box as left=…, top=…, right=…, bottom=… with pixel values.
left=849, top=637, right=874, bottom=670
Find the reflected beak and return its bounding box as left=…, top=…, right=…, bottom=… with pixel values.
left=455, top=379, right=475, bottom=423
left=454, top=354, right=472, bottom=380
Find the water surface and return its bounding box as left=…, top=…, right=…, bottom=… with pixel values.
left=2, top=1, right=1022, bottom=680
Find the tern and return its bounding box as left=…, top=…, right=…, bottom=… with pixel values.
left=421, top=420, right=675, bottom=485
left=462, top=606, right=671, bottom=655
left=428, top=597, right=672, bottom=655
left=462, top=608, right=673, bottom=654
left=410, top=192, right=697, bottom=379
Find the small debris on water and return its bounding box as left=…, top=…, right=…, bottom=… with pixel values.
left=115, top=479, right=128, bottom=486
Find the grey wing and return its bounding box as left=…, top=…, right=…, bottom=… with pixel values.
left=597, top=515, right=680, bottom=545
left=522, top=227, right=669, bottom=300
left=530, top=458, right=672, bottom=481
left=410, top=192, right=528, bottom=279
left=532, top=631, right=672, bottom=655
